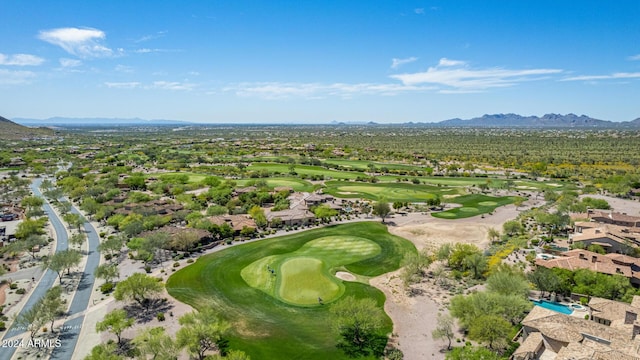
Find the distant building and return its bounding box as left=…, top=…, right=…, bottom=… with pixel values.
left=571, top=221, right=640, bottom=253
left=588, top=210, right=640, bottom=229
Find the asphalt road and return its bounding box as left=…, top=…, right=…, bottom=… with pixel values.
left=0, top=178, right=69, bottom=360
left=50, top=204, right=100, bottom=360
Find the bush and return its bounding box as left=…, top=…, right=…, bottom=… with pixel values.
left=144, top=265, right=152, bottom=273
left=186, top=258, right=194, bottom=263
left=173, top=262, right=180, bottom=268
left=16, top=288, right=26, bottom=295
left=100, top=282, right=115, bottom=294
left=157, top=312, right=165, bottom=321
left=9, top=283, right=18, bottom=290
left=585, top=314, right=590, bottom=320
left=0, top=321, right=5, bottom=331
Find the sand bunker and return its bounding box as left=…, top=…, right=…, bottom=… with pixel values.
left=335, top=271, right=356, bottom=281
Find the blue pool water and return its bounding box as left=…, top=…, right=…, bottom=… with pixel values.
left=531, top=299, right=573, bottom=315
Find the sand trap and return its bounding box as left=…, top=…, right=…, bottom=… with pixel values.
left=335, top=271, right=356, bottom=281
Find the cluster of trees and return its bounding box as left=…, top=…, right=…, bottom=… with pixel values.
left=16, top=286, right=65, bottom=339
left=449, top=265, right=531, bottom=353
left=90, top=306, right=251, bottom=360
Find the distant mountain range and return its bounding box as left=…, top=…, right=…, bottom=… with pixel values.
left=435, top=113, right=640, bottom=128
left=0, top=116, right=55, bottom=140
left=7, top=113, right=640, bottom=128
left=13, top=117, right=193, bottom=127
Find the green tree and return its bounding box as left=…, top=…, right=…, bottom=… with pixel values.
left=70, top=232, right=87, bottom=249
left=15, top=217, right=47, bottom=239
left=527, top=267, right=562, bottom=298
left=445, top=346, right=501, bottom=360
left=41, top=286, right=65, bottom=332
left=96, top=309, right=135, bottom=345
left=113, top=273, right=163, bottom=309
left=95, top=263, right=120, bottom=284
left=372, top=200, right=391, bottom=223
left=21, top=195, right=44, bottom=210
left=43, top=249, right=82, bottom=283
left=85, top=343, right=124, bottom=360
left=502, top=220, right=524, bottom=236
left=431, top=313, right=454, bottom=350
left=468, top=314, right=512, bottom=350
left=16, top=301, right=46, bottom=340
left=487, top=227, right=501, bottom=243
left=330, top=296, right=386, bottom=357
left=23, top=234, right=48, bottom=260
left=133, top=326, right=179, bottom=360
left=248, top=205, right=267, bottom=228
left=313, top=204, right=338, bottom=223
left=176, top=308, right=230, bottom=360
left=486, top=269, right=530, bottom=297
left=98, top=234, right=126, bottom=260
left=463, top=253, right=487, bottom=279
left=448, top=243, right=481, bottom=270
left=63, top=212, right=86, bottom=232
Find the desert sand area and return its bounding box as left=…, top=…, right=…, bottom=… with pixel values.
left=373, top=202, right=526, bottom=359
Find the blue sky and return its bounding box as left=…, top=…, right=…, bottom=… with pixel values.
left=1, top=1, right=639, bottom=123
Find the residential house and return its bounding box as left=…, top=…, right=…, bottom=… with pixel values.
left=535, top=249, right=640, bottom=286
left=513, top=297, right=640, bottom=359
left=266, top=208, right=315, bottom=227
left=571, top=221, right=640, bottom=253
left=588, top=210, right=640, bottom=229
left=208, top=215, right=257, bottom=234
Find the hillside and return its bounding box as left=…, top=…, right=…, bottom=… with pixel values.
left=0, top=115, right=56, bottom=140
left=437, top=113, right=626, bottom=128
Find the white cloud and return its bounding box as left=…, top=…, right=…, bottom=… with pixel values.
left=390, top=58, right=562, bottom=90
left=561, top=72, right=640, bottom=81
left=151, top=81, right=195, bottom=91
left=414, top=8, right=425, bottom=15
left=135, top=31, right=167, bottom=43
left=225, top=82, right=434, bottom=100
left=38, top=27, right=113, bottom=58
left=0, top=53, right=45, bottom=66
left=0, top=69, right=36, bottom=85
left=391, top=57, right=418, bottom=69
left=105, top=82, right=141, bottom=89
left=628, top=54, right=640, bottom=61
left=438, top=58, right=466, bottom=67
left=59, top=58, right=82, bottom=68
left=104, top=80, right=195, bottom=91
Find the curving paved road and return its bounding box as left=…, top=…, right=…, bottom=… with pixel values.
left=0, top=178, right=69, bottom=360
left=0, top=178, right=100, bottom=360
left=50, top=203, right=100, bottom=360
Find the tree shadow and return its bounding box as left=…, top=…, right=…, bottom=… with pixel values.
left=123, top=298, right=173, bottom=324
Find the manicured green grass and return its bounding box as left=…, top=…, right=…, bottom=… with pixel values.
left=166, top=222, right=416, bottom=360
left=241, top=236, right=380, bottom=306
left=247, top=162, right=365, bottom=180
left=431, top=194, right=521, bottom=219
left=323, top=181, right=462, bottom=202
left=235, top=177, right=316, bottom=192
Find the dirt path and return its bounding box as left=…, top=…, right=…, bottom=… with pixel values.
left=369, top=203, right=524, bottom=359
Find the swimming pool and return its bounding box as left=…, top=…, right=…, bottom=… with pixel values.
left=531, top=299, right=573, bottom=315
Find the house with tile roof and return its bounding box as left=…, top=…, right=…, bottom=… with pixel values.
left=535, top=249, right=640, bottom=286
left=512, top=296, right=640, bottom=360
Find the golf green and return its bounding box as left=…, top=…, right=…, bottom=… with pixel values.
left=241, top=236, right=381, bottom=306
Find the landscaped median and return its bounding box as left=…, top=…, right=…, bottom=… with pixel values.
left=166, top=222, right=416, bottom=360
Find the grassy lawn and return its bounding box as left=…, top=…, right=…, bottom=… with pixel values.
left=155, top=172, right=214, bottom=183
left=432, top=194, right=521, bottom=219
left=235, top=177, right=316, bottom=192
left=247, top=162, right=365, bottom=180
left=166, top=222, right=416, bottom=360
left=323, top=180, right=462, bottom=202
left=323, top=159, right=428, bottom=172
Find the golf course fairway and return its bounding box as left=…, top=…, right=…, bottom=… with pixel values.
left=166, top=222, right=416, bottom=360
